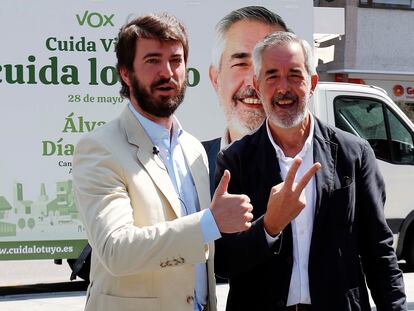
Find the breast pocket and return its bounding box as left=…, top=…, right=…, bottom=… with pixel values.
left=329, top=176, right=356, bottom=227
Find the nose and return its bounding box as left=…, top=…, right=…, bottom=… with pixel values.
left=276, top=76, right=289, bottom=94
left=159, top=61, right=174, bottom=79
left=244, top=68, right=255, bottom=87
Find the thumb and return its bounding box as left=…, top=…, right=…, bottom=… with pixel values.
left=215, top=169, right=231, bottom=196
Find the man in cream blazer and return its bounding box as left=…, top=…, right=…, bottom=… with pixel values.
left=73, top=13, right=253, bottom=311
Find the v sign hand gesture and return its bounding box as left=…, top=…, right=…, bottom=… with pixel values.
left=264, top=157, right=321, bottom=236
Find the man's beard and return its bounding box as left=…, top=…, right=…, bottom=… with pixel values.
left=226, top=86, right=266, bottom=138
left=130, top=74, right=186, bottom=118
left=268, top=91, right=309, bottom=128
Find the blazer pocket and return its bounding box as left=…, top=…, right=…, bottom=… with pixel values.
left=332, top=175, right=354, bottom=190
left=345, top=287, right=362, bottom=311
left=330, top=182, right=356, bottom=226
left=98, top=294, right=160, bottom=311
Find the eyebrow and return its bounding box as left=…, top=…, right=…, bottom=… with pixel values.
left=230, top=52, right=250, bottom=61
left=264, top=68, right=278, bottom=76
left=264, top=68, right=304, bottom=76
left=143, top=53, right=162, bottom=59
left=170, top=54, right=183, bottom=59
left=290, top=68, right=304, bottom=74
left=143, top=53, right=183, bottom=60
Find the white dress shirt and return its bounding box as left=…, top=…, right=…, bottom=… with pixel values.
left=220, top=128, right=232, bottom=150
left=265, top=114, right=316, bottom=306
left=128, top=103, right=220, bottom=311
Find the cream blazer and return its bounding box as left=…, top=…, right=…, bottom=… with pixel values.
left=73, top=107, right=216, bottom=311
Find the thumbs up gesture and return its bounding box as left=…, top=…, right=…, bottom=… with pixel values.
left=264, top=157, right=321, bottom=236
left=210, top=170, right=253, bottom=233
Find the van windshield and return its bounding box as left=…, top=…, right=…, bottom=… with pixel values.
left=334, top=96, right=414, bottom=165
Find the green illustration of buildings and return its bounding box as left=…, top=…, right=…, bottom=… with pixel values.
left=0, top=196, right=14, bottom=236
left=0, top=180, right=82, bottom=237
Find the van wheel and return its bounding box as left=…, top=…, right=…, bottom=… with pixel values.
left=405, top=231, right=414, bottom=269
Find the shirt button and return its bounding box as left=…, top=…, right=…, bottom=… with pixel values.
left=186, top=295, right=194, bottom=304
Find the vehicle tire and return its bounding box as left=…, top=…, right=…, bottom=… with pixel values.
left=405, top=230, right=414, bottom=270
left=67, top=254, right=91, bottom=282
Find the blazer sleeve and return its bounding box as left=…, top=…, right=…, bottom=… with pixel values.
left=357, top=142, right=407, bottom=310
left=72, top=135, right=207, bottom=277
left=214, top=149, right=282, bottom=279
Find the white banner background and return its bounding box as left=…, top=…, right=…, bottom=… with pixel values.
left=0, top=0, right=313, bottom=243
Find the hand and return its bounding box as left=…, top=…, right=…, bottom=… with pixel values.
left=210, top=170, right=253, bottom=233
left=264, top=157, right=321, bottom=236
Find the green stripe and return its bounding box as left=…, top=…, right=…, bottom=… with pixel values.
left=0, top=240, right=88, bottom=260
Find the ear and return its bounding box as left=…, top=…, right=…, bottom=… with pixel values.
left=119, top=67, right=132, bottom=88
left=209, top=64, right=219, bottom=92
left=310, top=74, right=319, bottom=95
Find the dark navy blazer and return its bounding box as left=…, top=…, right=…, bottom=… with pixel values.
left=214, top=118, right=406, bottom=311
left=202, top=137, right=221, bottom=198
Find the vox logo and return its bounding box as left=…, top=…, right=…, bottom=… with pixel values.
left=76, top=11, right=114, bottom=28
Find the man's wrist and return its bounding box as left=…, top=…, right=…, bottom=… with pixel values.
left=263, top=215, right=282, bottom=237
left=264, top=227, right=282, bottom=245
left=200, top=209, right=221, bottom=243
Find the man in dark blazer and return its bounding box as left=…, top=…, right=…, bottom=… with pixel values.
left=214, top=31, right=407, bottom=311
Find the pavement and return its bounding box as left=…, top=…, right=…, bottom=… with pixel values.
left=1, top=280, right=414, bottom=311
left=0, top=259, right=230, bottom=311
left=0, top=290, right=86, bottom=311
left=1, top=282, right=414, bottom=310
left=0, top=260, right=413, bottom=310
left=0, top=285, right=230, bottom=311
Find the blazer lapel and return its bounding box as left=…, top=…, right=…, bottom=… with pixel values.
left=180, top=134, right=210, bottom=212
left=257, top=123, right=284, bottom=192
left=255, top=123, right=294, bottom=258
left=312, top=118, right=337, bottom=233
left=120, top=107, right=182, bottom=218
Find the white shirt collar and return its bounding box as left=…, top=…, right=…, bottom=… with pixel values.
left=128, top=102, right=183, bottom=149
left=266, top=113, right=315, bottom=160
left=219, top=128, right=232, bottom=150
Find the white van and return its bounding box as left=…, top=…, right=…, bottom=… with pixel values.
left=313, top=82, right=414, bottom=267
